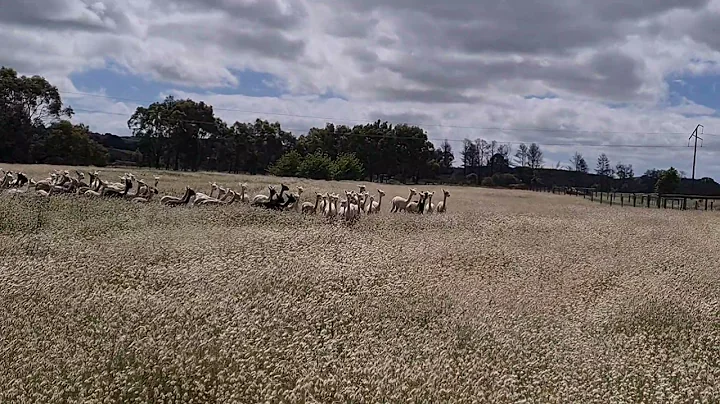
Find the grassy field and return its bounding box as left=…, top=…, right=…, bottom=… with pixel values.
left=1, top=164, right=719, bottom=403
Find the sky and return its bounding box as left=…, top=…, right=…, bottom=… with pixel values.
left=5, top=0, right=720, bottom=177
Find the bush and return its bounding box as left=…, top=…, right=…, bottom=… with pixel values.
left=331, top=153, right=364, bottom=181
left=269, top=150, right=302, bottom=177
left=466, top=173, right=478, bottom=185
left=298, top=151, right=333, bottom=180
left=656, top=167, right=680, bottom=194
left=481, top=177, right=494, bottom=187
left=491, top=173, right=519, bottom=187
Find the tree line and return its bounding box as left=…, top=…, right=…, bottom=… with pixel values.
left=0, top=66, right=710, bottom=194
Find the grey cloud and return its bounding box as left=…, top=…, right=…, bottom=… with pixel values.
left=325, top=14, right=378, bottom=39
left=591, top=0, right=710, bottom=21
left=378, top=49, right=647, bottom=102
left=374, top=87, right=483, bottom=104
left=157, top=0, right=308, bottom=29
left=342, top=46, right=379, bottom=73
left=148, top=22, right=306, bottom=62
left=367, top=111, right=435, bottom=125
left=0, top=0, right=134, bottom=32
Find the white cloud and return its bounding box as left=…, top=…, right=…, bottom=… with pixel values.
left=4, top=0, right=720, bottom=176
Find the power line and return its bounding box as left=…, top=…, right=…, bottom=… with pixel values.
left=72, top=108, right=699, bottom=149
left=62, top=91, right=714, bottom=136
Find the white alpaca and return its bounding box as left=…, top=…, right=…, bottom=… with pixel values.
left=302, top=193, right=322, bottom=214
left=436, top=189, right=450, bottom=213
left=252, top=186, right=275, bottom=204
left=425, top=191, right=435, bottom=214
left=406, top=192, right=427, bottom=213
left=367, top=189, right=385, bottom=214
left=390, top=188, right=417, bottom=212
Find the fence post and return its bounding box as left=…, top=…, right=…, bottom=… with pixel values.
left=600, top=193, right=603, bottom=204
left=682, top=197, right=687, bottom=210
left=706, top=199, right=709, bottom=211
left=633, top=194, right=636, bottom=207
left=621, top=195, right=624, bottom=207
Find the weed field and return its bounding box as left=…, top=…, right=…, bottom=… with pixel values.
left=1, top=164, right=719, bottom=402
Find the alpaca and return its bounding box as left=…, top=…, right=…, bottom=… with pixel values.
left=287, top=186, right=304, bottom=212
left=325, top=193, right=338, bottom=218
left=390, top=188, right=417, bottom=212
left=237, top=183, right=248, bottom=202
left=252, top=186, right=275, bottom=205
left=364, top=195, right=374, bottom=214
left=198, top=190, right=236, bottom=205
left=163, top=187, right=196, bottom=206
left=436, top=189, right=451, bottom=213
left=131, top=186, right=158, bottom=203
left=102, top=176, right=132, bottom=198
left=302, top=193, right=322, bottom=214
left=320, top=194, right=328, bottom=213
left=424, top=191, right=435, bottom=214
left=344, top=191, right=360, bottom=221
left=406, top=191, right=427, bottom=214
left=367, top=189, right=385, bottom=214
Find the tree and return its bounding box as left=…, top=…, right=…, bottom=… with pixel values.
left=0, top=66, right=74, bottom=163
left=615, top=163, right=634, bottom=180
left=268, top=150, right=302, bottom=177
left=461, top=138, right=479, bottom=174
left=527, top=143, right=544, bottom=169
left=298, top=151, right=333, bottom=180
left=595, top=153, right=613, bottom=177
left=331, top=153, right=364, bottom=180
left=433, top=140, right=454, bottom=173
left=514, top=143, right=529, bottom=167
left=656, top=167, right=681, bottom=194
left=570, top=152, right=588, bottom=172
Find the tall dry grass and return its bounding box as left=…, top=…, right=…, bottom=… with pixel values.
left=1, top=164, right=719, bottom=402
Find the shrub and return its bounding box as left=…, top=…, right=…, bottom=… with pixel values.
left=481, top=177, right=494, bottom=187
left=269, top=150, right=302, bottom=177
left=491, top=173, right=519, bottom=187
left=298, top=151, right=332, bottom=180
left=331, top=153, right=364, bottom=181
left=466, top=173, right=478, bottom=185
left=656, top=167, right=680, bottom=194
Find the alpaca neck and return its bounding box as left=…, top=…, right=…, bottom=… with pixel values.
left=314, top=197, right=320, bottom=211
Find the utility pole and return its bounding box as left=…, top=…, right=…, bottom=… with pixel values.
left=689, top=124, right=704, bottom=182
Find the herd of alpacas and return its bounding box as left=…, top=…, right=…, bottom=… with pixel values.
left=0, top=168, right=451, bottom=221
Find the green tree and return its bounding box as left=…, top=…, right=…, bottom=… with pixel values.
left=0, top=66, right=74, bottom=162
left=269, top=150, right=302, bottom=177
left=656, top=167, right=680, bottom=194
left=299, top=151, right=333, bottom=180
left=33, top=121, right=108, bottom=166
left=331, top=153, right=364, bottom=180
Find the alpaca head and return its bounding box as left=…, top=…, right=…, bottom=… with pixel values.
left=443, top=189, right=450, bottom=197
left=358, top=184, right=366, bottom=193
left=409, top=188, right=417, bottom=197
left=280, top=184, right=289, bottom=193
left=377, top=189, right=385, bottom=197
left=240, top=183, right=247, bottom=191
left=297, top=186, right=304, bottom=195
left=315, top=193, right=323, bottom=202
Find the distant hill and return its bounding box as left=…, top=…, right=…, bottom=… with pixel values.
left=88, top=132, right=142, bottom=166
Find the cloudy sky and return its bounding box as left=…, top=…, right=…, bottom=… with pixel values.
left=4, top=0, right=720, bottom=176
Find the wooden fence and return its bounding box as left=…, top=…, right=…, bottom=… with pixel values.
left=539, top=186, right=720, bottom=211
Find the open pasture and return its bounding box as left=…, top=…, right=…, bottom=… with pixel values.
left=1, top=164, right=719, bottom=403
